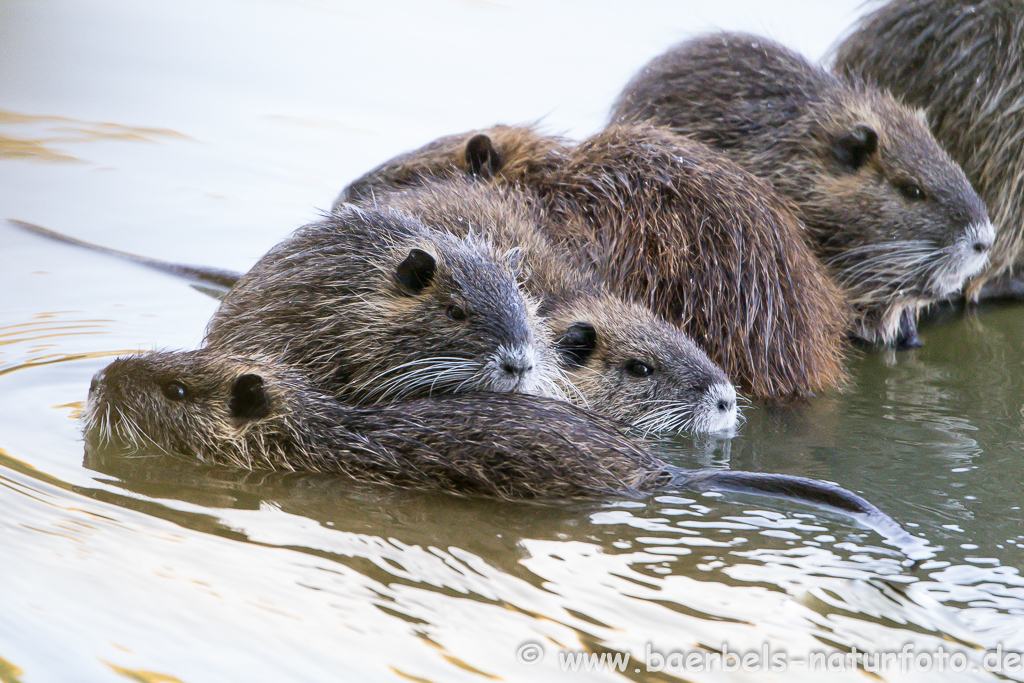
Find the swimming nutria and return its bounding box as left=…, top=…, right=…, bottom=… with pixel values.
left=833, top=0, right=1024, bottom=300
left=341, top=124, right=850, bottom=399
left=359, top=178, right=739, bottom=432
left=205, top=204, right=564, bottom=403
left=83, top=349, right=933, bottom=560
left=610, top=31, right=995, bottom=348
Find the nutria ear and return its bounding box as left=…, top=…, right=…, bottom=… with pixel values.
left=229, top=373, right=270, bottom=420
left=395, top=248, right=436, bottom=294
left=830, top=124, right=878, bottom=170
left=465, top=134, right=502, bottom=178
left=556, top=322, right=598, bottom=369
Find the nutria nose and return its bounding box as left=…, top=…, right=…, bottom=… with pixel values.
left=717, top=397, right=734, bottom=413
left=501, top=361, right=533, bottom=377
left=972, top=239, right=991, bottom=254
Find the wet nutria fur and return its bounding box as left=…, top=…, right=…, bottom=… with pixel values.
left=83, top=349, right=932, bottom=560
left=205, top=204, right=563, bottom=403
left=341, top=124, right=850, bottom=399
left=360, top=178, right=739, bottom=432
left=833, top=0, right=1024, bottom=299
left=611, top=31, right=995, bottom=347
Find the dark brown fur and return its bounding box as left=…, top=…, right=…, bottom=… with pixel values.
left=834, top=0, right=1024, bottom=299
left=205, top=204, right=562, bottom=403
left=611, top=31, right=994, bottom=346
left=361, top=179, right=738, bottom=432
left=82, top=349, right=933, bottom=560
left=341, top=124, right=850, bottom=399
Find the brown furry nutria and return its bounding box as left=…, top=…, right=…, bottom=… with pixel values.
left=83, top=349, right=932, bottom=560
left=611, top=31, right=995, bottom=348
left=205, top=203, right=563, bottom=403
left=359, top=178, right=739, bottom=432
left=833, top=0, right=1024, bottom=300
left=341, top=124, right=850, bottom=399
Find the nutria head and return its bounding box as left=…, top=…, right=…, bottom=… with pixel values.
left=610, top=31, right=993, bottom=346
left=84, top=350, right=300, bottom=468
left=550, top=296, right=738, bottom=434
left=797, top=90, right=993, bottom=343
left=205, top=205, right=562, bottom=402
left=833, top=0, right=1024, bottom=297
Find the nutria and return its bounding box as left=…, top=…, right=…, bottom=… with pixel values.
left=83, top=349, right=933, bottom=560
left=340, top=124, right=850, bottom=399
left=610, top=31, right=995, bottom=347
left=833, top=0, right=1024, bottom=300
left=205, top=203, right=563, bottom=403
left=359, top=178, right=739, bottom=432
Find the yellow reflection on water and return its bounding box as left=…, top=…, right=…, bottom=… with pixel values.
left=0, top=109, right=188, bottom=163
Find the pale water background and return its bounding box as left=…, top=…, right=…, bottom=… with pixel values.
left=2, top=1, right=1023, bottom=681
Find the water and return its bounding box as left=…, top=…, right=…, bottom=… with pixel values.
left=2, top=1, right=1023, bottom=681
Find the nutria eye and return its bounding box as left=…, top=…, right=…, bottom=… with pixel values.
left=624, top=360, right=654, bottom=378
left=895, top=180, right=926, bottom=201
left=162, top=382, right=187, bottom=401
left=446, top=305, right=468, bottom=321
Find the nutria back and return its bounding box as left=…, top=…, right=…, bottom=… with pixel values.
left=205, top=204, right=561, bottom=403
left=833, top=0, right=1024, bottom=297
left=83, top=349, right=932, bottom=558
left=359, top=178, right=739, bottom=431
left=611, top=31, right=994, bottom=346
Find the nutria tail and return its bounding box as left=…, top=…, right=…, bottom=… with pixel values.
left=9, top=219, right=241, bottom=296
left=667, top=468, right=934, bottom=562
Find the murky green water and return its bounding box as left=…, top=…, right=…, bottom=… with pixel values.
left=2, top=1, right=1023, bottom=681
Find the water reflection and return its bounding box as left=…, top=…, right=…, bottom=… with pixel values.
left=0, top=109, right=187, bottom=163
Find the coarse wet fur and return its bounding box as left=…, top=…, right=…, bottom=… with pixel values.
left=205, top=204, right=563, bottom=403
left=83, top=349, right=933, bottom=561
left=341, top=124, right=849, bottom=399
left=611, top=31, right=994, bottom=348
left=833, top=0, right=1024, bottom=300
left=357, top=178, right=738, bottom=432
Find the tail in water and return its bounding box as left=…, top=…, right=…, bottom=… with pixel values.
left=8, top=219, right=241, bottom=297
left=666, top=468, right=934, bottom=564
